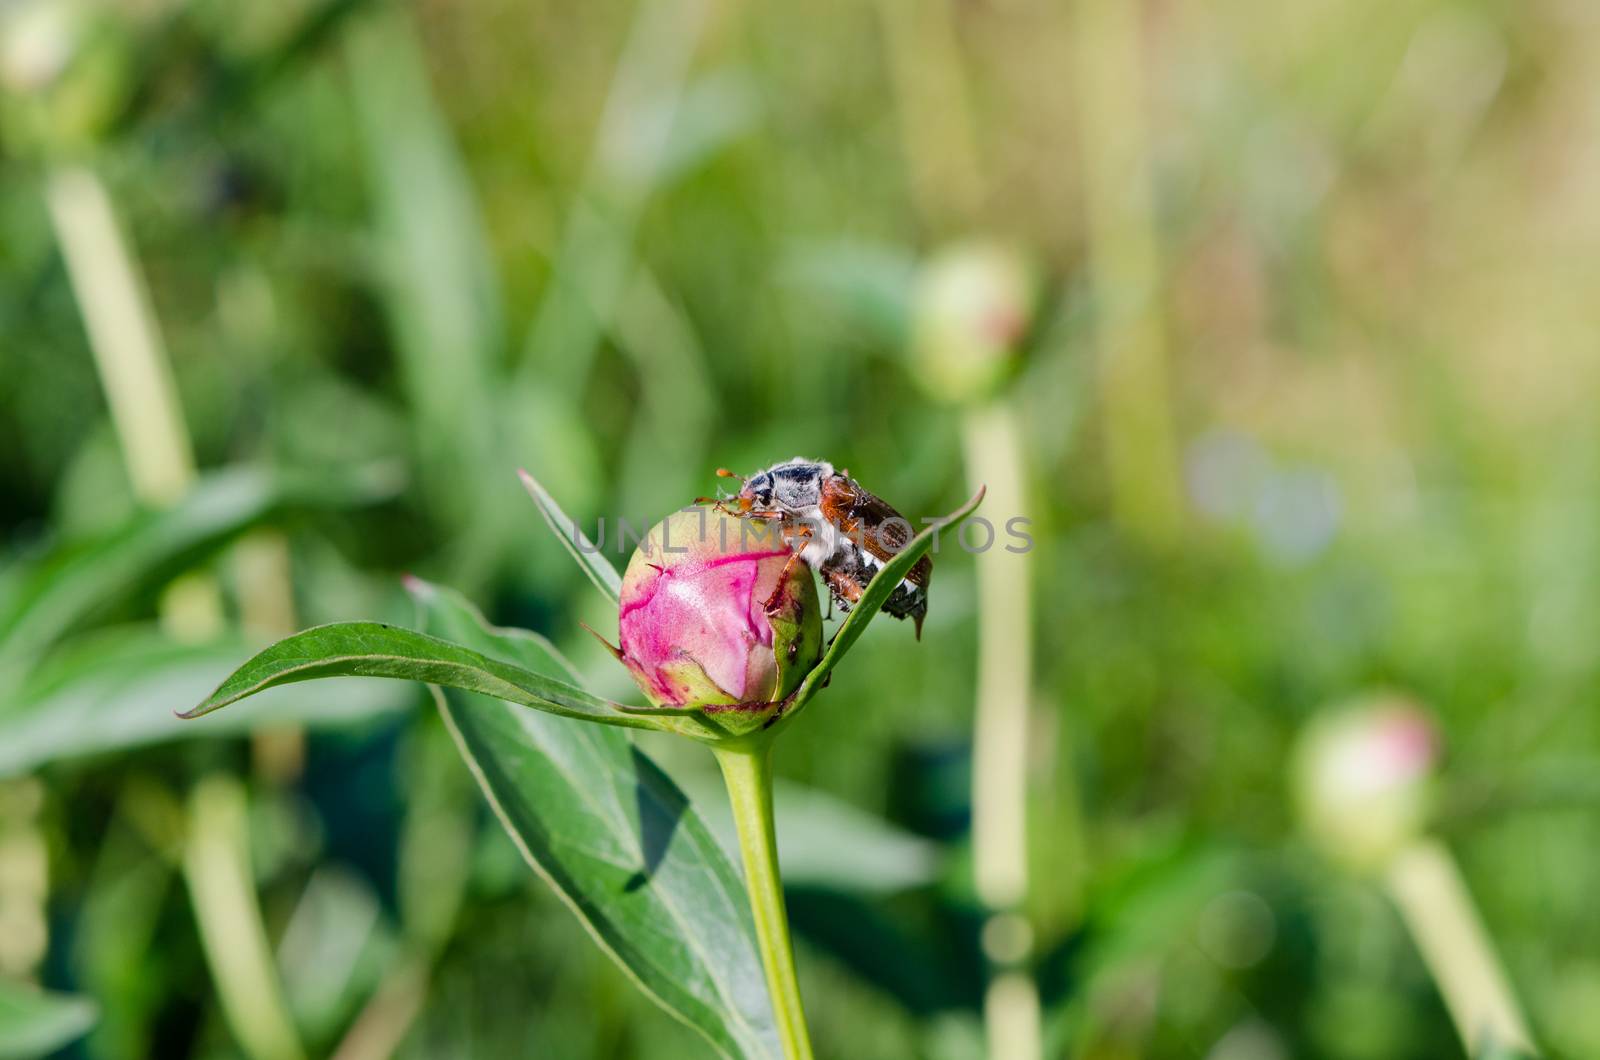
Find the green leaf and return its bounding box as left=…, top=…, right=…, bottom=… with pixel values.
left=347, top=8, right=502, bottom=485
left=780, top=239, right=917, bottom=345
left=513, top=0, right=715, bottom=400
left=0, top=464, right=398, bottom=687
left=415, top=582, right=782, bottom=1060
left=518, top=468, right=623, bottom=605
left=0, top=980, right=97, bottom=1060
left=181, top=619, right=657, bottom=732
left=652, top=68, right=761, bottom=186
left=0, top=627, right=413, bottom=777
left=775, top=485, right=986, bottom=732
left=277, top=866, right=396, bottom=1049
left=610, top=270, right=717, bottom=518
left=347, top=6, right=564, bottom=591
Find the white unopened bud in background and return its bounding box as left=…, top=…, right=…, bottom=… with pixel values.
left=0, top=0, right=77, bottom=95
left=1292, top=695, right=1438, bottom=872
left=910, top=241, right=1035, bottom=404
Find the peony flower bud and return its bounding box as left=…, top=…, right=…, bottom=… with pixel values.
left=1, top=2, right=73, bottom=94
left=613, top=509, right=822, bottom=733
left=910, top=241, right=1036, bottom=404
left=1292, top=695, right=1438, bottom=872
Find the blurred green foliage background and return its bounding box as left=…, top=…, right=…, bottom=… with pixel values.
left=1, top=0, right=1597, bottom=1057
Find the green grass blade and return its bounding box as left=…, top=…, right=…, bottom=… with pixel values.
left=0, top=981, right=97, bottom=1060
left=0, top=464, right=398, bottom=688
left=0, top=627, right=412, bottom=778
left=518, top=469, right=624, bottom=605
left=347, top=8, right=501, bottom=498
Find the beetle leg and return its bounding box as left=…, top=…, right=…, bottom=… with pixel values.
left=762, top=523, right=812, bottom=612
left=819, top=554, right=877, bottom=643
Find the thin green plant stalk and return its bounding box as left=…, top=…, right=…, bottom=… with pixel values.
left=713, top=740, right=814, bottom=1060
left=50, top=169, right=313, bottom=1060
left=233, top=529, right=306, bottom=782
left=872, top=4, right=1047, bottom=1050
left=517, top=0, right=713, bottom=399
left=215, top=266, right=306, bottom=781
left=45, top=163, right=224, bottom=639
left=1072, top=0, right=1182, bottom=547
left=182, top=775, right=305, bottom=1060
left=873, top=0, right=984, bottom=231
left=328, top=954, right=430, bottom=1060
left=0, top=779, right=48, bottom=980
left=1383, top=838, right=1536, bottom=1057
left=962, top=399, right=1042, bottom=1060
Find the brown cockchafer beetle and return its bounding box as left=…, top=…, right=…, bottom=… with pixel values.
left=701, top=458, right=932, bottom=638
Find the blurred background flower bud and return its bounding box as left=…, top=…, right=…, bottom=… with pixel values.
left=0, top=0, right=77, bottom=95
left=1, top=1, right=135, bottom=153
left=1292, top=695, right=1438, bottom=872
left=616, top=509, right=822, bottom=732
left=910, top=241, right=1036, bottom=404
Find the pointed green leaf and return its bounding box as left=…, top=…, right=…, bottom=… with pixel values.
left=652, top=69, right=761, bottom=184
left=0, top=628, right=412, bottom=778
left=0, top=464, right=398, bottom=686
left=518, top=469, right=623, bottom=605
left=414, top=582, right=782, bottom=1060
left=181, top=620, right=657, bottom=732
left=0, top=981, right=96, bottom=1060
left=348, top=8, right=502, bottom=486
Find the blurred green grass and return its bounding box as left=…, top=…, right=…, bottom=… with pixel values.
left=2, top=0, right=1598, bottom=1057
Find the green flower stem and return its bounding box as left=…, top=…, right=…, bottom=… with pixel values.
left=960, top=400, right=1049, bottom=1060
left=1073, top=0, right=1182, bottom=546
left=50, top=163, right=304, bottom=780
left=963, top=401, right=1033, bottom=911
left=1384, top=838, right=1536, bottom=1057
left=874, top=0, right=984, bottom=230
left=962, top=399, right=1044, bottom=1060
left=182, top=775, right=305, bottom=1060
left=713, top=741, right=814, bottom=1060
left=44, top=164, right=224, bottom=640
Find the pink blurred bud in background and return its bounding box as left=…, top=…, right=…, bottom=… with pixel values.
left=1293, top=694, right=1439, bottom=871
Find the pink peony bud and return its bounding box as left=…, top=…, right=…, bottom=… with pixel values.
left=1292, top=695, right=1439, bottom=871
left=614, top=509, right=822, bottom=731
